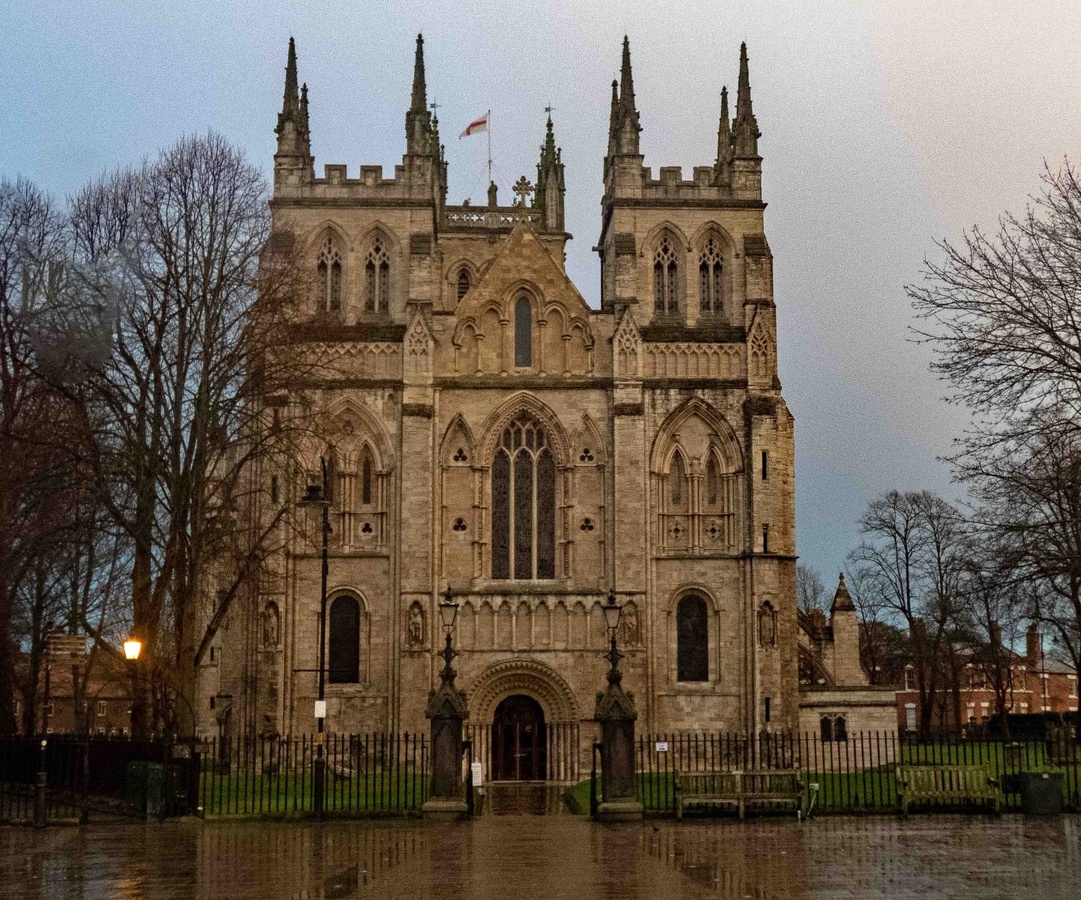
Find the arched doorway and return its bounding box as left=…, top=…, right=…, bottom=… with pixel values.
left=492, top=695, right=547, bottom=781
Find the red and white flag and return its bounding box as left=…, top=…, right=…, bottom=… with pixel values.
left=460, top=111, right=489, bottom=138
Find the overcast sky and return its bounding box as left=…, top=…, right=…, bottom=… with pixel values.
left=4, top=1, right=1081, bottom=583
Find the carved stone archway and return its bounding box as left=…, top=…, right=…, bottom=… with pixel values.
left=466, top=659, right=579, bottom=725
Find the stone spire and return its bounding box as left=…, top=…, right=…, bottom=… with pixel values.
left=405, top=34, right=433, bottom=155
left=535, top=116, right=565, bottom=232
left=607, top=79, right=619, bottom=157
left=733, top=42, right=760, bottom=158
left=714, top=85, right=731, bottom=185
left=299, top=82, right=310, bottom=139
left=611, top=36, right=641, bottom=156
left=831, top=572, right=856, bottom=613
left=275, top=37, right=312, bottom=182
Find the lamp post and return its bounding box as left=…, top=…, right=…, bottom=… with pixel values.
left=594, top=589, right=642, bottom=821
left=124, top=637, right=142, bottom=737
left=297, top=457, right=331, bottom=820
left=422, top=584, right=470, bottom=819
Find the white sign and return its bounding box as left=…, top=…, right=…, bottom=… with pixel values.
left=471, top=762, right=483, bottom=786
left=655, top=741, right=669, bottom=752
left=314, top=700, right=327, bottom=719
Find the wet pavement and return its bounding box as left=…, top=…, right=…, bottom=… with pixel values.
left=0, top=815, right=1079, bottom=899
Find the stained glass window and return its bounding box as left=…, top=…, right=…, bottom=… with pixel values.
left=491, top=415, right=555, bottom=579
left=654, top=236, right=678, bottom=314
left=699, top=237, right=722, bottom=314
left=317, top=236, right=342, bottom=313
left=366, top=238, right=390, bottom=312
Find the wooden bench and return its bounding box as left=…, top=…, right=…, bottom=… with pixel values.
left=675, top=770, right=803, bottom=820
left=895, top=765, right=1001, bottom=816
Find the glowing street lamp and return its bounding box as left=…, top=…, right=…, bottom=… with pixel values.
left=124, top=639, right=142, bottom=662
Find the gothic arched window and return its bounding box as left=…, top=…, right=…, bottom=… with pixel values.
left=360, top=446, right=374, bottom=506
left=491, top=415, right=555, bottom=580
left=699, top=237, right=723, bottom=314
left=328, top=595, right=360, bottom=684
left=705, top=453, right=720, bottom=507
left=668, top=451, right=687, bottom=509
left=653, top=236, right=678, bottom=315
left=457, top=267, right=472, bottom=302
left=677, top=595, right=708, bottom=682
left=318, top=236, right=342, bottom=313
left=514, top=295, right=532, bottom=367
left=365, top=238, right=390, bottom=313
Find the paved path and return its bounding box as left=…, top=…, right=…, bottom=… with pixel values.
left=1, top=815, right=1079, bottom=898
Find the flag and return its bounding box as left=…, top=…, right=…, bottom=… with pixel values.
left=460, top=112, right=489, bottom=138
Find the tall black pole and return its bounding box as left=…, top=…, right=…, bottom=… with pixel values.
left=315, top=457, right=329, bottom=820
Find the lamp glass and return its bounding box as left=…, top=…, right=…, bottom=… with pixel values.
left=438, top=600, right=458, bottom=630
left=123, top=639, right=142, bottom=661
left=602, top=596, right=622, bottom=632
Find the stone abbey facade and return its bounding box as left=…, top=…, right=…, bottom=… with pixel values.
left=197, top=35, right=883, bottom=778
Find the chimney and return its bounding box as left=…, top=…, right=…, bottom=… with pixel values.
left=1026, top=625, right=1041, bottom=669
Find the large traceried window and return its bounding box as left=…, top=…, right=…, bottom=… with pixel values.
left=699, top=237, right=723, bottom=314
left=676, top=594, right=709, bottom=682
left=491, top=414, right=556, bottom=580
left=653, top=236, right=679, bottom=315
left=317, top=236, right=342, bottom=313
left=514, top=295, right=533, bottom=367
left=365, top=238, right=390, bottom=312
left=328, top=595, right=360, bottom=684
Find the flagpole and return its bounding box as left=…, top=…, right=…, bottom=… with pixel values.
left=487, top=109, right=492, bottom=188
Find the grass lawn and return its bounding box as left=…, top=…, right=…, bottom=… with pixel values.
left=198, top=770, right=426, bottom=817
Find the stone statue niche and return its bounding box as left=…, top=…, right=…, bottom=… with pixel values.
left=408, top=601, right=425, bottom=649
left=262, top=601, right=281, bottom=650
left=758, top=601, right=775, bottom=648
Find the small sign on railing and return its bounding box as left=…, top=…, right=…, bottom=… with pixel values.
left=471, top=762, right=483, bottom=786
left=656, top=741, right=669, bottom=752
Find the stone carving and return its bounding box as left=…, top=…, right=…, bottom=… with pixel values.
left=759, top=602, right=776, bottom=648
left=407, top=602, right=425, bottom=648
left=262, top=601, right=280, bottom=650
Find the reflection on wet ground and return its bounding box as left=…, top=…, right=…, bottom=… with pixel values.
left=0, top=815, right=1079, bottom=899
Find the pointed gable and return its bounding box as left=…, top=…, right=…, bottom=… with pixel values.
left=451, top=224, right=595, bottom=376
left=454, top=223, right=592, bottom=322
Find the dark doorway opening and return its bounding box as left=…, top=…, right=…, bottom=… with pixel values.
left=492, top=694, right=547, bottom=781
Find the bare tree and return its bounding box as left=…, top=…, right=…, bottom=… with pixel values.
left=0, top=178, right=75, bottom=734
left=64, top=134, right=310, bottom=736
left=848, top=490, right=971, bottom=737
left=796, top=563, right=829, bottom=616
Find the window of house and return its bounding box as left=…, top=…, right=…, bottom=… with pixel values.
left=97, top=701, right=106, bottom=717
left=905, top=703, right=917, bottom=732
left=966, top=702, right=976, bottom=723
left=980, top=702, right=989, bottom=720
left=514, top=295, right=532, bottom=367
left=317, top=235, right=342, bottom=313
left=1070, top=676, right=1078, bottom=699
left=328, top=595, right=361, bottom=684
left=698, top=236, right=723, bottom=314
left=653, top=236, right=678, bottom=315
left=457, top=267, right=471, bottom=301
left=491, top=415, right=556, bottom=580
left=676, top=595, right=709, bottom=683
left=365, top=238, right=390, bottom=312
left=904, top=666, right=915, bottom=691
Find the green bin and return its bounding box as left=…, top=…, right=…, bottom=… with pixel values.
left=1019, top=772, right=1063, bottom=815
left=125, top=761, right=176, bottom=818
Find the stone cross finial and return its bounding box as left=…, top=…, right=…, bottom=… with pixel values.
left=512, top=176, right=535, bottom=207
